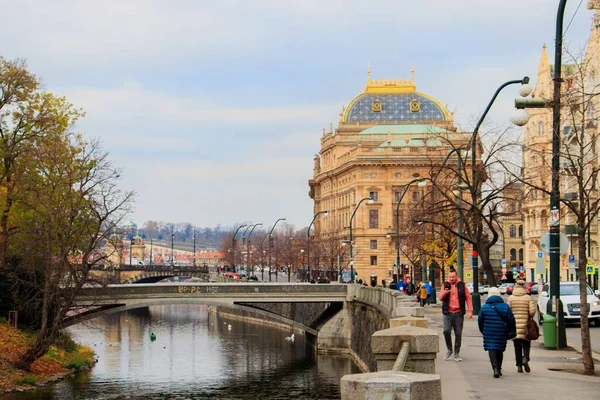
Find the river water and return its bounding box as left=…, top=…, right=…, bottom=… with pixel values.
left=2, top=305, right=359, bottom=400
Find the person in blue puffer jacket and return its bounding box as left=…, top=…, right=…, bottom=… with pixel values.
left=478, top=287, right=516, bottom=378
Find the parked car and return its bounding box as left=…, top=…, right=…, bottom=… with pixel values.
left=466, top=283, right=474, bottom=294
left=526, top=281, right=536, bottom=294
left=479, top=285, right=490, bottom=294
left=538, top=282, right=600, bottom=326
left=505, top=283, right=515, bottom=295
left=224, top=272, right=241, bottom=280
left=499, top=283, right=509, bottom=294
left=529, top=284, right=538, bottom=295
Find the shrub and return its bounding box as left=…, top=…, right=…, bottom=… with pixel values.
left=66, top=355, right=93, bottom=371
left=55, top=332, right=78, bottom=353
left=15, top=375, right=37, bottom=386
left=0, top=317, right=7, bottom=323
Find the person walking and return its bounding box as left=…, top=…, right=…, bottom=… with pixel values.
left=508, top=280, right=536, bottom=373
left=418, top=282, right=428, bottom=307
left=425, top=281, right=433, bottom=305
left=438, top=269, right=473, bottom=362
left=404, top=277, right=416, bottom=296
left=478, top=287, right=516, bottom=378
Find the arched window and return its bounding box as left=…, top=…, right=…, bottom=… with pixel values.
left=518, top=225, right=523, bottom=238
left=518, top=248, right=523, bottom=261
left=509, top=225, right=517, bottom=238
left=538, top=121, right=545, bottom=135
left=510, top=248, right=517, bottom=261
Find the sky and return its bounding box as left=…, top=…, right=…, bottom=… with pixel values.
left=0, top=0, right=595, bottom=230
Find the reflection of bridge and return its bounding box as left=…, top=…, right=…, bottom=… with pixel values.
left=89, top=265, right=211, bottom=283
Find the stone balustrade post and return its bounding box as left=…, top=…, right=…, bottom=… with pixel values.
left=371, top=326, right=439, bottom=374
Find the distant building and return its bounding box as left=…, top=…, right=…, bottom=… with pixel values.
left=309, top=68, right=471, bottom=284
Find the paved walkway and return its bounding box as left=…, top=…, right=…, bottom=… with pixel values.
left=424, top=306, right=600, bottom=400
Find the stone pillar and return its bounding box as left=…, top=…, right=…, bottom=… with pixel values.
left=341, top=371, right=441, bottom=400
left=371, top=326, right=439, bottom=374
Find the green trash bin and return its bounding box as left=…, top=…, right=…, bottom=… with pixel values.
left=541, top=314, right=556, bottom=348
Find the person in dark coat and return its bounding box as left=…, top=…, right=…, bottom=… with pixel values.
left=478, top=287, right=516, bottom=378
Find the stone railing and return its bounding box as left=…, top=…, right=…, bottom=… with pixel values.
left=341, top=286, right=442, bottom=400
left=347, top=285, right=425, bottom=320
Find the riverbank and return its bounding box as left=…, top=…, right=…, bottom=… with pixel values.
left=0, top=322, right=95, bottom=395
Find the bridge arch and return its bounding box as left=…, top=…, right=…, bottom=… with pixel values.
left=64, top=298, right=320, bottom=336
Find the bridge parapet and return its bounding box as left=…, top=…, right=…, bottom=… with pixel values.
left=347, top=285, right=418, bottom=318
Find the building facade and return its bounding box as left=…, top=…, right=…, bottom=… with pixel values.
left=309, top=70, right=471, bottom=284
left=522, top=3, right=600, bottom=283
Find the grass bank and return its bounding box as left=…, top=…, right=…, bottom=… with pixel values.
left=0, top=321, right=95, bottom=394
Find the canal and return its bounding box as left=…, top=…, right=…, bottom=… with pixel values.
left=2, top=305, right=359, bottom=400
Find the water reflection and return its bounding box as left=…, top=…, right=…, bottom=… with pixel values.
left=2, top=305, right=358, bottom=400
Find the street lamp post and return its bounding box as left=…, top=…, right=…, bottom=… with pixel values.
left=170, top=227, right=175, bottom=270
left=246, top=223, right=263, bottom=278
left=268, top=218, right=286, bottom=282
left=394, top=178, right=427, bottom=282
left=469, top=76, right=531, bottom=314
left=129, top=237, right=133, bottom=266
left=241, top=225, right=253, bottom=273
left=349, top=197, right=374, bottom=283
left=149, top=237, right=153, bottom=266
left=307, top=210, right=328, bottom=282
left=548, top=0, right=568, bottom=349
left=192, top=232, right=196, bottom=267
left=231, top=224, right=247, bottom=273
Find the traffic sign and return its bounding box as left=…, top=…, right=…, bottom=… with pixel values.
left=501, top=274, right=507, bottom=280
left=569, top=254, right=575, bottom=263
left=538, top=252, right=543, bottom=258
left=512, top=266, right=518, bottom=273
left=586, top=266, right=595, bottom=274
left=501, top=259, right=507, bottom=266
left=540, top=232, right=569, bottom=255
left=466, top=272, right=472, bottom=279
left=342, top=269, right=352, bottom=283
left=519, top=265, right=525, bottom=272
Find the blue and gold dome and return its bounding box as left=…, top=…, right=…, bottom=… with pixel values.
left=341, top=69, right=451, bottom=124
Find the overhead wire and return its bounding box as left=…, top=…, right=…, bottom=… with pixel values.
left=564, top=0, right=585, bottom=37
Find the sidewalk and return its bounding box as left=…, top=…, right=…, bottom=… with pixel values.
left=423, top=305, right=600, bottom=400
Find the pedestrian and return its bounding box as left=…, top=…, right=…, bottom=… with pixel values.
left=508, top=280, right=536, bottom=373
left=418, top=282, right=428, bottom=307
left=404, top=277, right=416, bottom=296
left=425, top=281, right=433, bottom=304
left=478, top=287, right=516, bottom=378
left=438, top=269, right=473, bottom=361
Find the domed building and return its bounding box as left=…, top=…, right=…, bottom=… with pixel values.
left=309, top=69, right=472, bottom=284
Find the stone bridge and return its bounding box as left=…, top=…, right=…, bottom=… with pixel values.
left=69, top=283, right=427, bottom=372
left=88, top=265, right=210, bottom=284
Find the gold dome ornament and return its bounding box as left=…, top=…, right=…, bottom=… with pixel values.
left=372, top=99, right=382, bottom=112
left=409, top=99, right=421, bottom=113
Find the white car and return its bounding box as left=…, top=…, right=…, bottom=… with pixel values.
left=538, top=282, right=600, bottom=326
left=499, top=283, right=509, bottom=295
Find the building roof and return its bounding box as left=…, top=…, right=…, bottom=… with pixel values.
left=359, top=124, right=450, bottom=135
left=341, top=70, right=451, bottom=123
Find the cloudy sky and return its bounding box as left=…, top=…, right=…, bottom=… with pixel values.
left=1, top=0, right=595, bottom=230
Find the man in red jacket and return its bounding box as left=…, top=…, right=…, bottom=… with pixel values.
left=439, top=269, right=473, bottom=362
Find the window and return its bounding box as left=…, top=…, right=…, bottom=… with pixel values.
left=538, top=121, right=545, bottom=135
left=370, top=256, right=378, bottom=266
left=369, top=191, right=379, bottom=202
left=518, top=248, right=524, bottom=261
left=510, top=248, right=517, bottom=261
left=518, top=225, right=523, bottom=238
left=509, top=224, right=516, bottom=238
left=369, top=209, right=379, bottom=228
left=395, top=191, right=401, bottom=202
left=412, top=173, right=420, bottom=178
left=587, top=104, right=596, bottom=121
left=395, top=173, right=402, bottom=178
left=412, top=191, right=420, bottom=202
left=370, top=240, right=377, bottom=250
left=370, top=173, right=378, bottom=178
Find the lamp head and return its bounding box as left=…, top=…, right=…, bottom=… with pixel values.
left=510, top=109, right=530, bottom=126
left=417, top=180, right=427, bottom=187
left=323, top=210, right=329, bottom=216
left=367, top=198, right=375, bottom=204
left=519, top=84, right=533, bottom=98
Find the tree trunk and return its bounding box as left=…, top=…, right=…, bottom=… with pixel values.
left=577, top=229, right=595, bottom=375
left=479, top=246, right=497, bottom=287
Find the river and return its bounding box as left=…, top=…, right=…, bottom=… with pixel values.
left=2, top=305, right=359, bottom=400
